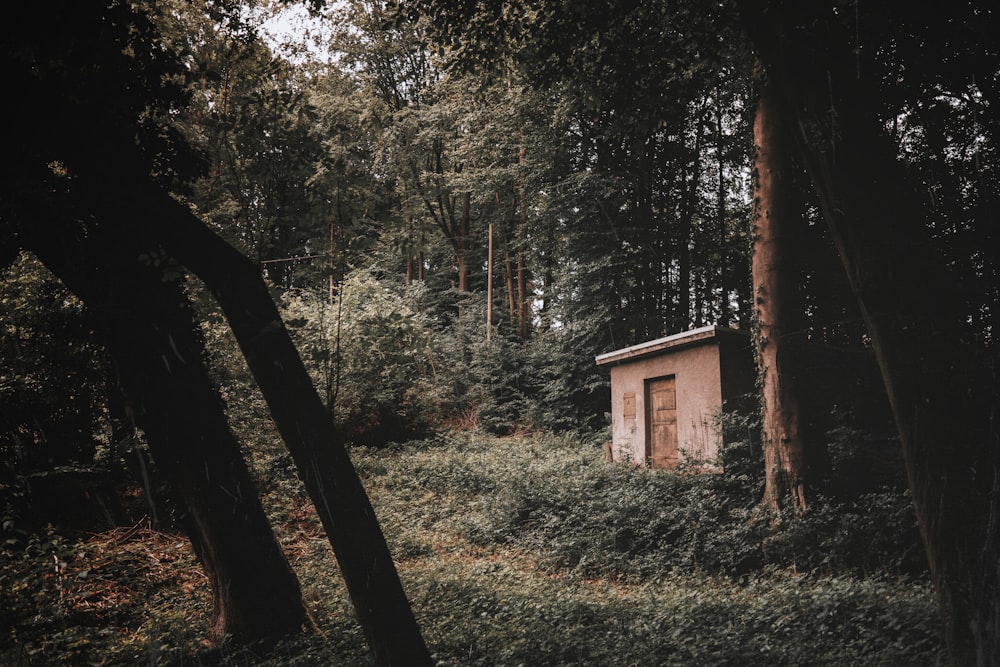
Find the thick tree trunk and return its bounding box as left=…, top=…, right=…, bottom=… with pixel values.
left=109, top=177, right=432, bottom=666
left=738, top=1, right=1000, bottom=662
left=20, top=211, right=309, bottom=644
left=751, top=64, right=810, bottom=514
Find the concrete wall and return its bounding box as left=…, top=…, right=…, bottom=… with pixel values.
left=606, top=342, right=724, bottom=467
left=597, top=326, right=755, bottom=470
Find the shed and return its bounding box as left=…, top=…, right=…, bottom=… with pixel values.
left=595, top=325, right=755, bottom=470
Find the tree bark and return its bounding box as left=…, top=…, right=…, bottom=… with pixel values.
left=18, top=209, right=309, bottom=644
left=738, top=1, right=1000, bottom=662
left=516, top=251, right=530, bottom=339
left=458, top=191, right=471, bottom=292
left=751, top=63, right=810, bottom=514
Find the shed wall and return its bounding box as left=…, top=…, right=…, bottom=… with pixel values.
left=608, top=343, right=723, bottom=467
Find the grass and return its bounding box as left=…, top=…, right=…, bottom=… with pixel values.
left=1, top=431, right=945, bottom=665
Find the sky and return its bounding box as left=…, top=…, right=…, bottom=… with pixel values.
left=258, top=2, right=334, bottom=63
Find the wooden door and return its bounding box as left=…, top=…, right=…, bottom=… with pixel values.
left=647, top=377, right=678, bottom=469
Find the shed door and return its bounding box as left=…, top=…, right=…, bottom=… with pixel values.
left=647, top=376, right=678, bottom=469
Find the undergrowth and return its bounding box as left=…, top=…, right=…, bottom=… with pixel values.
left=1, top=431, right=944, bottom=665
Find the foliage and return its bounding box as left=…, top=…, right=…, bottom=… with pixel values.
left=0, top=254, right=108, bottom=470
left=0, top=523, right=211, bottom=666
left=0, top=254, right=126, bottom=553
left=5, top=0, right=992, bottom=661
left=439, top=433, right=923, bottom=580
left=1, top=431, right=944, bottom=665
left=282, top=271, right=440, bottom=444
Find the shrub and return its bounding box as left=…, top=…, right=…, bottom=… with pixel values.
left=415, top=431, right=927, bottom=582
left=0, top=253, right=108, bottom=469
left=761, top=489, right=925, bottom=576
left=281, top=272, right=441, bottom=445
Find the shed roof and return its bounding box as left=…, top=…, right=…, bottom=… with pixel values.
left=594, top=325, right=749, bottom=367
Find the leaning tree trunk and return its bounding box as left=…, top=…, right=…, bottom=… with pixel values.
left=738, top=1, right=1000, bottom=663
left=751, top=63, right=810, bottom=514
left=20, top=208, right=309, bottom=643
left=93, top=173, right=432, bottom=667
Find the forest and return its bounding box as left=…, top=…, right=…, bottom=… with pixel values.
left=0, top=0, right=997, bottom=665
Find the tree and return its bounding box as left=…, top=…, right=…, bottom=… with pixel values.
left=736, top=0, right=1000, bottom=662
left=92, top=171, right=433, bottom=665
left=13, top=202, right=310, bottom=642
left=377, top=83, right=479, bottom=293
left=394, top=0, right=756, bottom=343
left=2, top=1, right=432, bottom=663
left=751, top=65, right=812, bottom=513
left=157, top=0, right=333, bottom=288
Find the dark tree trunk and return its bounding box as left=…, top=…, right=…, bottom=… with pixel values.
left=517, top=126, right=532, bottom=339
left=457, top=192, right=471, bottom=292
left=677, top=113, right=705, bottom=331
left=751, top=64, right=811, bottom=514
left=516, top=251, right=531, bottom=340
left=738, top=1, right=1000, bottom=662
left=104, top=176, right=432, bottom=666
left=505, top=239, right=518, bottom=326
left=19, top=209, right=309, bottom=644
left=714, top=92, right=734, bottom=328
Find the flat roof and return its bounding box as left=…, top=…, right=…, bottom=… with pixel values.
left=595, top=325, right=749, bottom=366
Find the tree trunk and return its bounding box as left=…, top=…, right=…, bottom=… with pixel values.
left=715, top=91, right=733, bottom=328
left=20, top=211, right=309, bottom=644
left=738, top=1, right=1000, bottom=662
left=516, top=251, right=530, bottom=339
left=504, top=236, right=517, bottom=325
left=418, top=231, right=425, bottom=282
left=516, top=126, right=532, bottom=339
left=405, top=213, right=414, bottom=284
left=751, top=63, right=810, bottom=514
left=111, top=176, right=432, bottom=666
left=537, top=210, right=556, bottom=334
left=677, top=115, right=704, bottom=330
left=457, top=192, right=471, bottom=291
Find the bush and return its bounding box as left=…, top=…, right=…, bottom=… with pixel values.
left=761, top=489, right=925, bottom=576
left=0, top=253, right=108, bottom=469
left=474, top=449, right=768, bottom=579
left=410, top=431, right=927, bottom=582
left=281, top=272, right=442, bottom=445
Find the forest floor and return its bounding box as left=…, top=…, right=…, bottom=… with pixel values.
left=1, top=431, right=946, bottom=666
